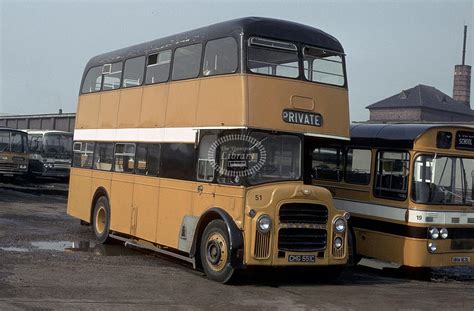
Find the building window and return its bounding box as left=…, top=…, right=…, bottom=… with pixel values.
left=303, top=46, right=345, bottom=86
left=135, top=143, right=160, bottom=176
left=172, top=44, right=202, bottom=81
left=102, top=62, right=122, bottom=91
left=114, top=143, right=135, bottom=173
left=345, top=149, right=372, bottom=185
left=311, top=147, right=343, bottom=181
left=122, top=56, right=145, bottom=88
left=93, top=143, right=114, bottom=171
left=145, top=50, right=171, bottom=84
left=72, top=142, right=95, bottom=168
left=81, top=66, right=103, bottom=94
left=203, top=37, right=238, bottom=76
left=374, top=151, right=410, bottom=200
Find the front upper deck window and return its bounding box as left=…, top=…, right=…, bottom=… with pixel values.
left=303, top=46, right=345, bottom=86
left=248, top=37, right=299, bottom=78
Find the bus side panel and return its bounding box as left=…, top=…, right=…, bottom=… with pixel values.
left=212, top=185, right=246, bottom=228
left=109, top=173, right=134, bottom=235
left=76, top=94, right=100, bottom=129
left=139, top=84, right=169, bottom=128
left=165, top=81, right=200, bottom=127
left=133, top=175, right=160, bottom=243
left=67, top=168, right=93, bottom=221
left=97, top=91, right=120, bottom=129
left=196, top=76, right=246, bottom=127
left=117, top=88, right=143, bottom=128
left=354, top=229, right=406, bottom=265
left=156, top=179, right=194, bottom=249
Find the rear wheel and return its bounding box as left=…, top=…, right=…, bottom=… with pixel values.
left=92, top=196, right=112, bottom=244
left=200, top=219, right=235, bottom=283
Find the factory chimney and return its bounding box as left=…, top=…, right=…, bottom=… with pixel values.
left=453, top=25, right=471, bottom=108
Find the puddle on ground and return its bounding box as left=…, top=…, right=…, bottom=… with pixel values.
left=32, top=241, right=142, bottom=256
left=0, top=246, right=29, bottom=252
left=1, top=241, right=143, bottom=256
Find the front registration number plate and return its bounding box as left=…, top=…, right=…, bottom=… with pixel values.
left=452, top=256, right=471, bottom=264
left=288, top=255, right=316, bottom=263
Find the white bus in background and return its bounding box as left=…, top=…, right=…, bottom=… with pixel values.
left=26, top=130, right=73, bottom=179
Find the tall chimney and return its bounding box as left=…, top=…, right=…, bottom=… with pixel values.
left=453, top=25, right=471, bottom=108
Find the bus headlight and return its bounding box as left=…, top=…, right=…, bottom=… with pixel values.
left=257, top=215, right=272, bottom=233
left=19, top=164, right=27, bottom=169
left=428, top=242, right=437, bottom=253
left=334, top=237, right=343, bottom=249
left=440, top=228, right=448, bottom=239
left=429, top=228, right=439, bottom=239
left=334, top=217, right=346, bottom=233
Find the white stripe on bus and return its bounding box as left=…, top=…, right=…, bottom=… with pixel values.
left=334, top=198, right=474, bottom=226
left=74, top=127, right=349, bottom=143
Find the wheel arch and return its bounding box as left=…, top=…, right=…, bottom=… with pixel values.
left=190, top=207, right=244, bottom=270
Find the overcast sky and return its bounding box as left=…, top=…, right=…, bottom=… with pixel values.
left=0, top=0, right=472, bottom=121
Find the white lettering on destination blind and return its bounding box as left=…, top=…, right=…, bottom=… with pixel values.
left=282, top=110, right=322, bottom=127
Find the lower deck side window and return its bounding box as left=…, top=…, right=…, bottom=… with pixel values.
left=374, top=151, right=410, bottom=200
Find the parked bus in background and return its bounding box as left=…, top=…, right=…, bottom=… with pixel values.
left=68, top=17, right=351, bottom=282
left=310, top=123, right=474, bottom=268
left=0, top=128, right=29, bottom=179
left=27, top=130, right=73, bottom=179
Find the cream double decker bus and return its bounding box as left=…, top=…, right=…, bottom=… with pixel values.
left=68, top=17, right=351, bottom=282
left=310, top=123, right=474, bottom=268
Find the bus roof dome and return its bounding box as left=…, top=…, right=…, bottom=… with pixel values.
left=85, top=17, right=344, bottom=69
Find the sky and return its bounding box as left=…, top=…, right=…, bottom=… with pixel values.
left=0, top=0, right=472, bottom=121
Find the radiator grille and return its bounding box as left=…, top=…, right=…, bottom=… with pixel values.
left=278, top=228, right=327, bottom=252
left=0, top=163, right=19, bottom=170
left=279, top=203, right=328, bottom=224
left=254, top=231, right=271, bottom=259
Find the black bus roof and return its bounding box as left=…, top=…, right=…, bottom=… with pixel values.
left=84, top=17, right=344, bottom=72
left=350, top=123, right=473, bottom=149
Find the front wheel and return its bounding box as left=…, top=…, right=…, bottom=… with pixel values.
left=200, top=219, right=235, bottom=283
left=348, top=229, right=361, bottom=266
left=92, top=196, right=112, bottom=244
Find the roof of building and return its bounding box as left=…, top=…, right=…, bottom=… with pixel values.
left=350, top=123, right=473, bottom=149
left=366, top=84, right=474, bottom=116
left=84, top=16, right=344, bottom=72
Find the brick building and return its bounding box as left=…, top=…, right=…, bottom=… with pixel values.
left=366, top=84, right=474, bottom=122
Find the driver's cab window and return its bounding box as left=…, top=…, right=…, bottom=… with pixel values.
left=312, top=147, right=343, bottom=181
left=197, top=134, right=217, bottom=182
left=29, top=135, right=43, bottom=153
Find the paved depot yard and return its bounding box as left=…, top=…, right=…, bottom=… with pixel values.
left=0, top=188, right=473, bottom=310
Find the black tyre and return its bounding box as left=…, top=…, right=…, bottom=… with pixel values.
left=92, top=196, right=112, bottom=244
left=348, top=229, right=362, bottom=266
left=200, top=219, right=235, bottom=283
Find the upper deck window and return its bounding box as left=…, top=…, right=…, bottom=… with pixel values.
left=172, top=44, right=202, bottom=81
left=82, top=66, right=102, bottom=94
left=303, top=46, right=344, bottom=86
left=102, top=62, right=123, bottom=91
left=248, top=37, right=299, bottom=78
left=122, top=56, right=145, bottom=88
left=203, top=37, right=238, bottom=76
left=146, top=50, right=171, bottom=84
